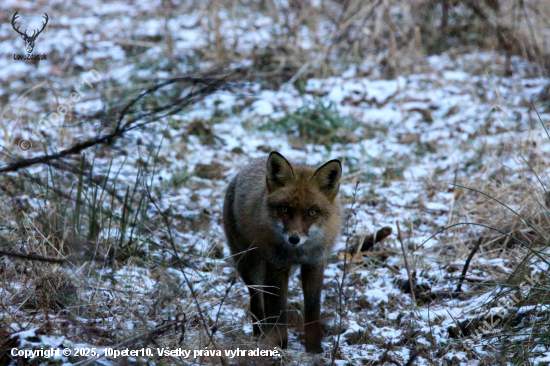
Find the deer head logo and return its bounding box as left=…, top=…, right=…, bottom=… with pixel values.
left=11, top=11, right=49, bottom=54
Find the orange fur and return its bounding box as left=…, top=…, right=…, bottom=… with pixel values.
left=223, top=151, right=342, bottom=353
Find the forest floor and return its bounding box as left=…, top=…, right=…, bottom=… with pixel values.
left=1, top=1, right=550, bottom=365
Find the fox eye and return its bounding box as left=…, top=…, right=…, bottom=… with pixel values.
left=309, top=210, right=317, bottom=217
left=280, top=205, right=288, bottom=213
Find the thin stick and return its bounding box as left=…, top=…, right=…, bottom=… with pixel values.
left=145, top=183, right=228, bottom=366
left=75, top=315, right=185, bottom=366
left=331, top=181, right=360, bottom=366
left=456, top=236, right=483, bottom=293
left=0, top=249, right=65, bottom=263
left=405, top=350, right=420, bottom=366
left=0, top=77, right=224, bottom=174
left=397, top=221, right=416, bottom=305
left=208, top=276, right=237, bottom=344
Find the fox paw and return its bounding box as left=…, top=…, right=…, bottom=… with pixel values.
left=305, top=343, right=324, bottom=354
left=260, top=329, right=288, bottom=350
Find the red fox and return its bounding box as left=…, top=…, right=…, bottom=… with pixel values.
left=223, top=151, right=342, bottom=353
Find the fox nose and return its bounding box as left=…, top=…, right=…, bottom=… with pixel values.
left=289, top=235, right=300, bottom=245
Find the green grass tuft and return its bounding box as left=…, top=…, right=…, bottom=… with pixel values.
left=260, top=100, right=361, bottom=147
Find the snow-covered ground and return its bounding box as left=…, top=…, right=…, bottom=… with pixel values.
left=1, top=1, right=550, bottom=365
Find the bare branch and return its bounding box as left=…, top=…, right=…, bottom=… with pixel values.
left=397, top=221, right=416, bottom=305
left=0, top=249, right=65, bottom=263
left=455, top=236, right=483, bottom=293
left=0, top=76, right=226, bottom=174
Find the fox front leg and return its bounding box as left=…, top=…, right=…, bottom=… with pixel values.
left=237, top=259, right=266, bottom=337
left=263, top=266, right=289, bottom=348
left=301, top=263, right=324, bottom=354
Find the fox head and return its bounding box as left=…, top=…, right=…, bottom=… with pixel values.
left=265, top=151, right=342, bottom=247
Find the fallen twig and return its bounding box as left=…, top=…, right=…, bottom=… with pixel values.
left=331, top=181, right=360, bottom=366
left=0, top=249, right=65, bottom=263
left=360, top=226, right=393, bottom=252
left=455, top=236, right=483, bottom=293
left=397, top=221, right=416, bottom=305
left=0, top=76, right=226, bottom=174
left=404, top=350, right=419, bottom=366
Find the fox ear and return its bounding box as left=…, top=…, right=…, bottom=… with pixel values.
left=266, top=151, right=294, bottom=192
left=312, top=159, right=342, bottom=200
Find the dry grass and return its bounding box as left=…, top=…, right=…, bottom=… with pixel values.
left=450, top=131, right=550, bottom=256
left=2, top=1, right=550, bottom=365
left=192, top=0, right=550, bottom=80
left=430, top=125, right=550, bottom=362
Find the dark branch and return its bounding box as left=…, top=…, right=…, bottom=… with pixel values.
left=0, top=249, right=65, bottom=263
left=456, top=236, right=483, bottom=293
left=0, top=76, right=227, bottom=174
